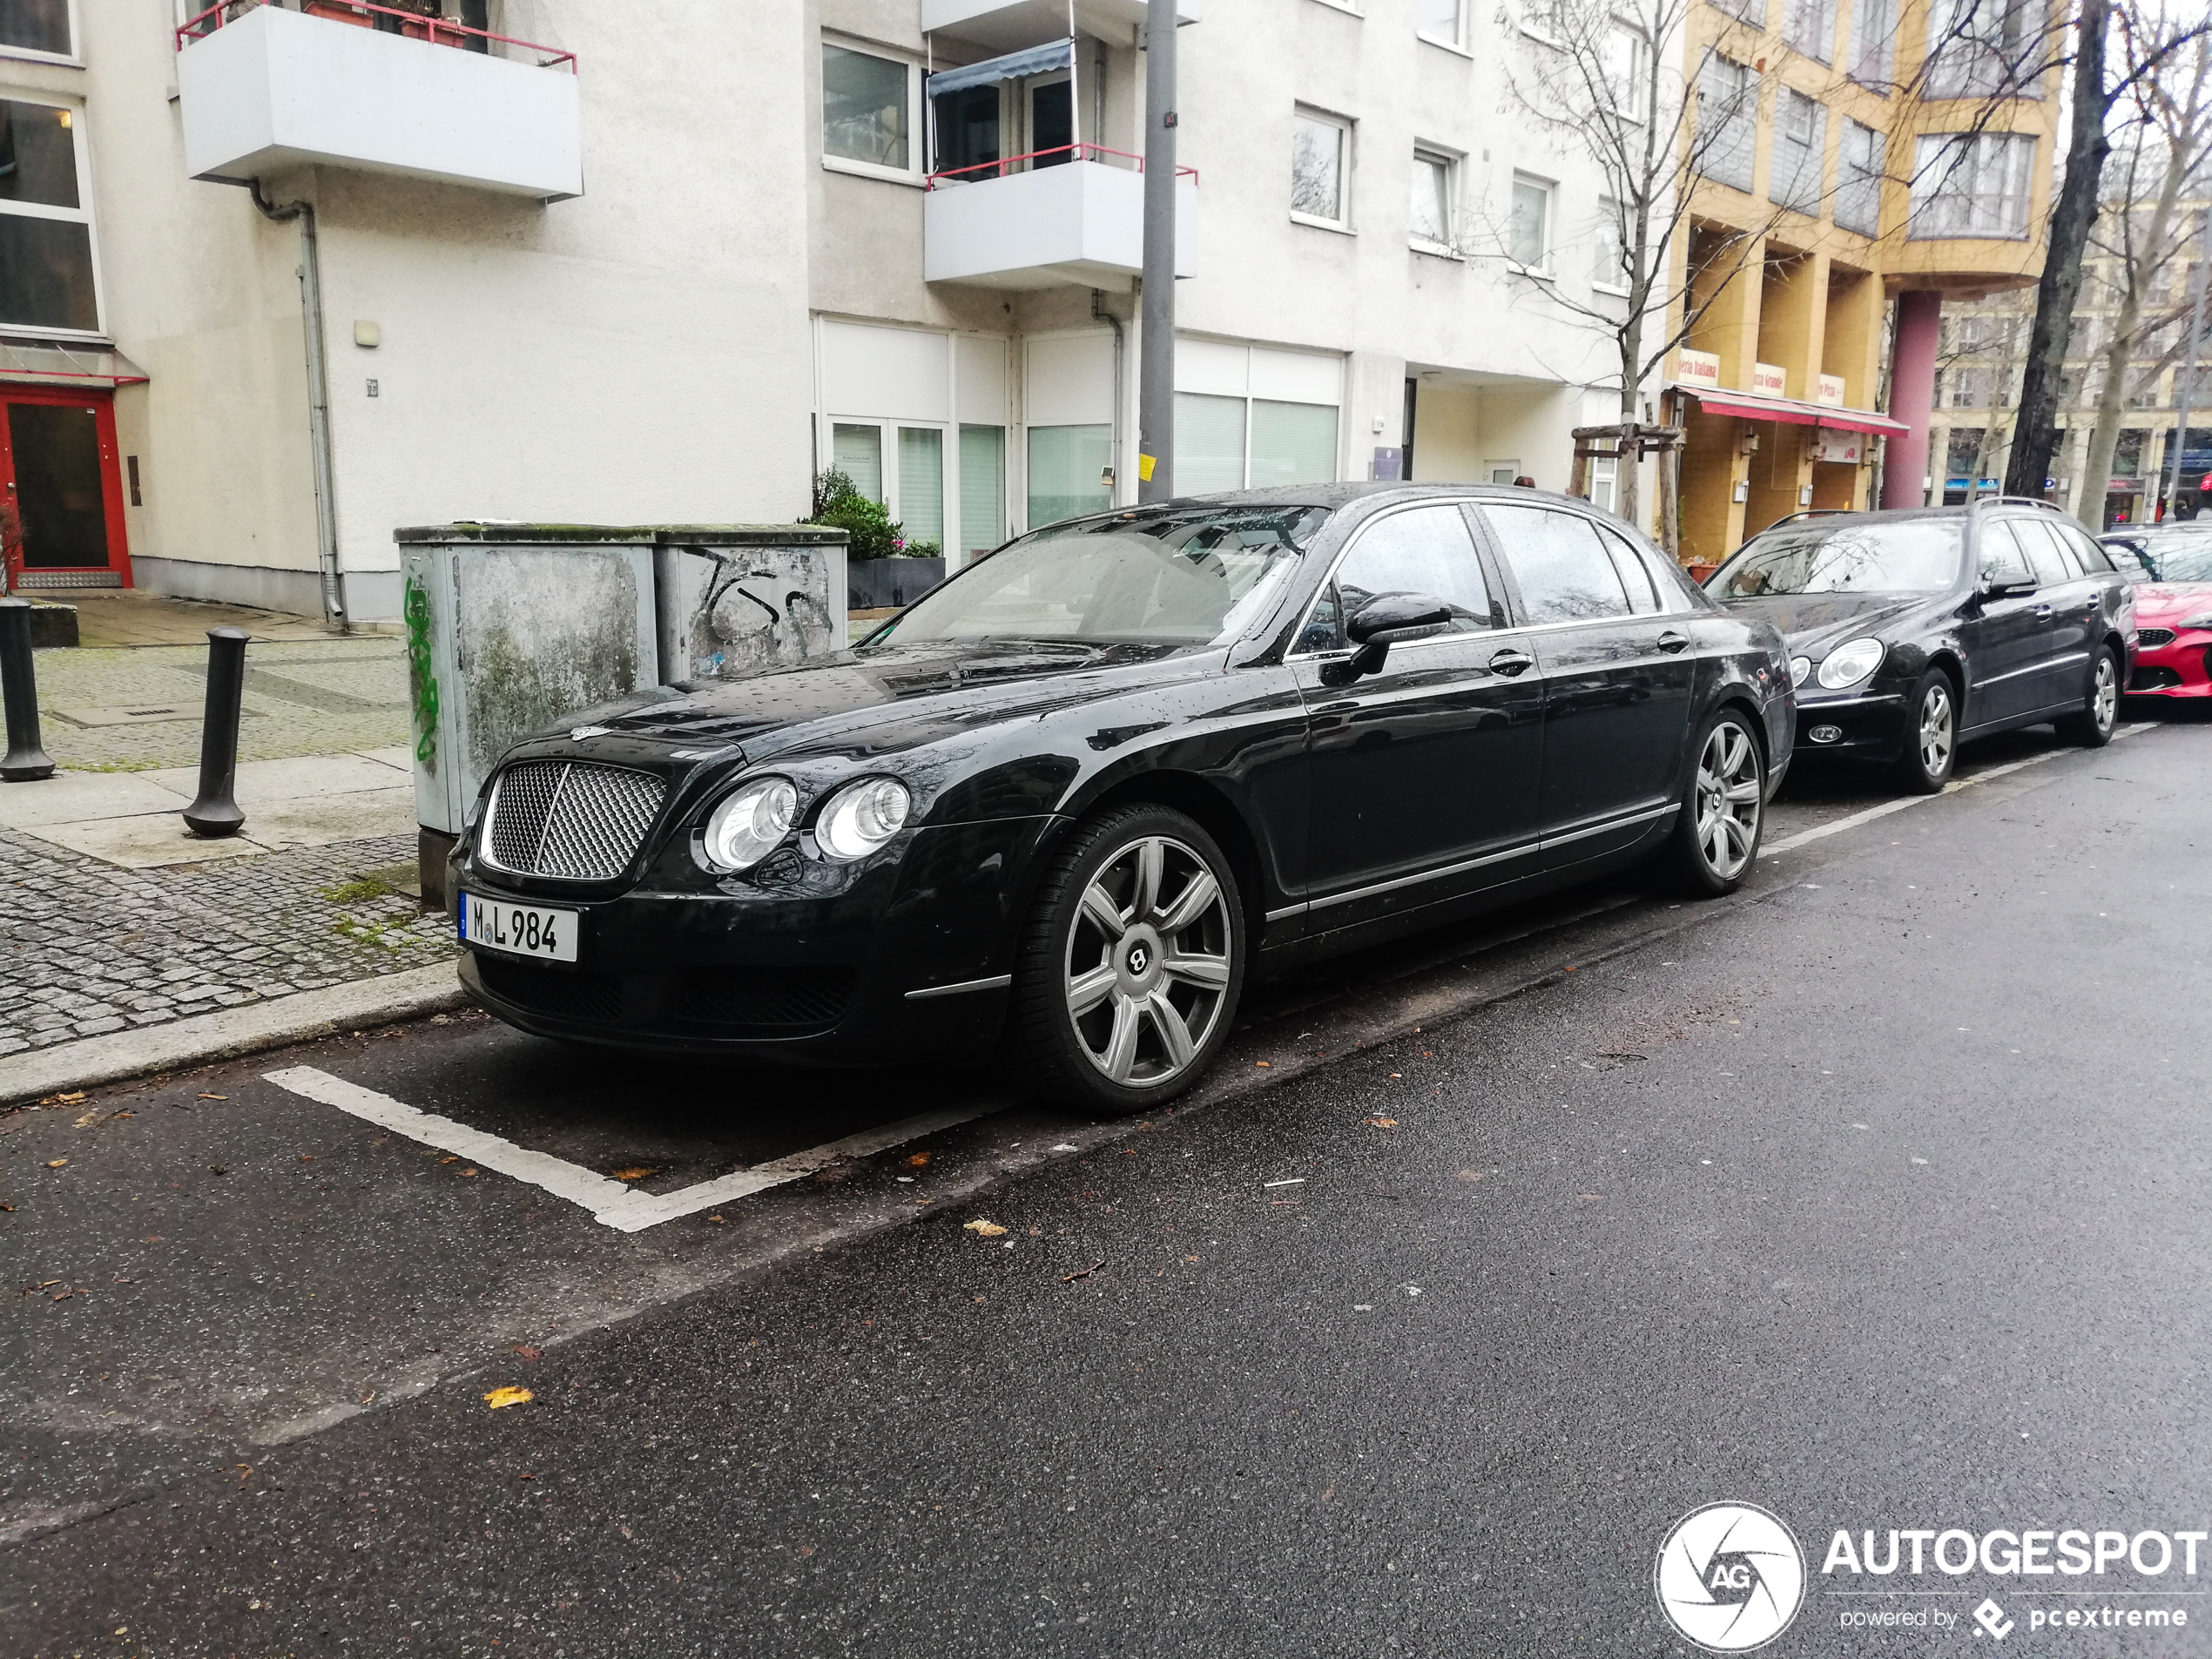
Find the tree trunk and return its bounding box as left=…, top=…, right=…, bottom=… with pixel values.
left=1619, top=312, right=1642, bottom=530
left=2006, top=0, right=2113, bottom=496
left=2076, top=337, right=2136, bottom=527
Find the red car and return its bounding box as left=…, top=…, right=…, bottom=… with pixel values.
left=2101, top=526, right=2212, bottom=698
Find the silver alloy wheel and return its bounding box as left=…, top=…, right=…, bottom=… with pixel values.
left=1063, top=833, right=1234, bottom=1087
left=2092, top=653, right=2118, bottom=734
left=1694, top=721, right=1763, bottom=880
left=1918, top=681, right=1954, bottom=778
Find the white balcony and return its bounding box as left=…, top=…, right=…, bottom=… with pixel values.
left=924, top=156, right=1196, bottom=289
left=923, top=0, right=1198, bottom=52
left=175, top=3, right=583, bottom=201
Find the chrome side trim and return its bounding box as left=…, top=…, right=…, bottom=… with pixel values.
left=1264, top=903, right=1306, bottom=923
left=1540, top=800, right=1680, bottom=849
left=1307, top=840, right=1539, bottom=913
left=1795, top=691, right=1904, bottom=711
left=904, top=974, right=1013, bottom=1001
left=1972, top=651, right=2087, bottom=691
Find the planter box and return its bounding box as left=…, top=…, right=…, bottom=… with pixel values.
left=848, top=556, right=946, bottom=611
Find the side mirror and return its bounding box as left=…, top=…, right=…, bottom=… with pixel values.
left=1979, top=565, right=2039, bottom=600
left=1331, top=593, right=1454, bottom=681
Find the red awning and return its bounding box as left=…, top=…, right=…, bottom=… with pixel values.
left=1668, top=383, right=1909, bottom=437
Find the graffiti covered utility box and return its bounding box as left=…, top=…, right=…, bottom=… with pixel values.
left=397, top=527, right=659, bottom=838
left=652, top=527, right=848, bottom=683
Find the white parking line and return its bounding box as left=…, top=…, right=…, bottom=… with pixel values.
left=1761, top=723, right=2148, bottom=861
left=264, top=1065, right=1006, bottom=1232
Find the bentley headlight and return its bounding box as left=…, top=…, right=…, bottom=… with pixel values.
left=702, top=777, right=797, bottom=873
left=1789, top=656, right=1811, bottom=689
left=1816, top=637, right=1885, bottom=690
left=814, top=777, right=912, bottom=862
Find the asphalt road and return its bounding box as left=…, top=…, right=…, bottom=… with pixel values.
left=5, top=711, right=2209, bottom=1656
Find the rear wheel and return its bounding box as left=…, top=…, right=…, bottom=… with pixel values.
left=1662, top=709, right=1765, bottom=897
left=2055, top=645, right=2120, bottom=747
left=1892, top=669, right=1958, bottom=794
left=1008, top=805, right=1244, bottom=1116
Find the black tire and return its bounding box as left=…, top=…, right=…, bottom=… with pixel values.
left=1892, top=668, right=1959, bottom=794
left=1008, top=805, right=1245, bottom=1116
left=2054, top=644, right=2121, bottom=747
left=1661, top=707, right=1766, bottom=898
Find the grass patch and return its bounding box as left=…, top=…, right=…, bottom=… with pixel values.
left=320, top=876, right=394, bottom=905
left=60, top=759, right=159, bottom=773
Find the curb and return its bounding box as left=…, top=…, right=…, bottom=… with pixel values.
left=0, top=962, right=468, bottom=1105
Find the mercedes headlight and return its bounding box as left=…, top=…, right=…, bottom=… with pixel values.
left=814, top=777, right=912, bottom=862
left=1816, top=637, right=1885, bottom=690
left=1789, top=656, right=1811, bottom=689
left=702, top=776, right=797, bottom=873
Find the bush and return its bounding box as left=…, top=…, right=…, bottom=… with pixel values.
left=806, top=469, right=902, bottom=562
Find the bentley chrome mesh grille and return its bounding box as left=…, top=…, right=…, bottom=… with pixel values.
left=483, top=760, right=666, bottom=880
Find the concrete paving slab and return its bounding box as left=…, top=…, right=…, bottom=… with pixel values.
left=19, top=813, right=271, bottom=867
left=353, top=745, right=415, bottom=772
left=238, top=786, right=416, bottom=850
left=143, top=752, right=415, bottom=802
left=0, top=772, right=192, bottom=830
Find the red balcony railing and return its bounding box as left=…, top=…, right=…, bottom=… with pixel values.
left=176, top=0, right=577, bottom=71
left=925, top=143, right=1199, bottom=191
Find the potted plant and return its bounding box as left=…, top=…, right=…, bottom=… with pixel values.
left=807, top=471, right=947, bottom=610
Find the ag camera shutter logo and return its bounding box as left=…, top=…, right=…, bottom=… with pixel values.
left=1655, top=1502, right=1807, bottom=1652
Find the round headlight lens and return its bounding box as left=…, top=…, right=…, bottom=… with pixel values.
left=1789, top=656, right=1811, bottom=688
left=1816, top=637, right=1885, bottom=690
left=815, top=777, right=911, bottom=862
left=702, top=776, right=796, bottom=873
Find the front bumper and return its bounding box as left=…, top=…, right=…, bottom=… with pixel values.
left=1788, top=690, right=1907, bottom=759
left=2127, top=633, right=2212, bottom=697
left=450, top=814, right=1063, bottom=1064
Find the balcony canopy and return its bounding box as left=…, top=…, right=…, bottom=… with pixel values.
left=927, top=37, right=1073, bottom=98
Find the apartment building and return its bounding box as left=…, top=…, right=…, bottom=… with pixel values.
left=1665, top=0, right=2058, bottom=562
left=0, top=0, right=1666, bottom=621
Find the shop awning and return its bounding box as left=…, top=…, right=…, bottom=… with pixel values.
left=927, top=37, right=1074, bottom=98
left=0, top=341, right=149, bottom=388
left=1668, top=383, right=1908, bottom=436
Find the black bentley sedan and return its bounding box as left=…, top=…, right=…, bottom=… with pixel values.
left=452, top=485, right=1791, bottom=1113
left=1704, top=500, right=2134, bottom=793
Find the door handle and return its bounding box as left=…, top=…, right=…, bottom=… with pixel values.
left=1487, top=647, right=1535, bottom=677
left=1656, top=630, right=1690, bottom=654
left=2032, top=605, right=2054, bottom=619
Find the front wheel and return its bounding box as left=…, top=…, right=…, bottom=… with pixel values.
left=1008, top=806, right=1245, bottom=1116
left=2054, top=645, right=2120, bottom=748
left=1662, top=709, right=1765, bottom=897
left=1892, top=669, right=1958, bottom=794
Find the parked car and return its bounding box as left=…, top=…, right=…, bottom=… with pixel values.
left=2099, top=524, right=2212, bottom=698
left=448, top=485, right=1792, bottom=1113
left=1703, top=499, right=2134, bottom=793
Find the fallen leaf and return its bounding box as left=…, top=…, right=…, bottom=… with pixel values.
left=611, top=1167, right=658, bottom=1183
left=1386, top=1073, right=1401, bottom=1080
left=44, top=1158, right=66, bottom=1170
left=1254, top=1061, right=1271, bottom=1069
left=440, top=1156, right=458, bottom=1164
left=1455, top=1170, right=1485, bottom=1184
left=458, top=1168, right=478, bottom=1177
left=906, top=1152, right=931, bottom=1168
left=798, top=1544, right=816, bottom=1557
left=512, top=1345, right=543, bottom=1361
left=963, top=1218, right=1008, bottom=1238
left=706, top=1213, right=725, bottom=1224
left=51, top=1091, right=85, bottom=1104
left=1364, top=1117, right=1399, bottom=1130
left=482, top=1386, right=534, bottom=1409
left=298, top=1154, right=315, bottom=1163
left=74, top=1109, right=102, bottom=1127
left=198, top=1094, right=226, bottom=1101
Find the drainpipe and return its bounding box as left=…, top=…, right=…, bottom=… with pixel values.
left=251, top=179, right=347, bottom=630
left=1093, top=289, right=1124, bottom=504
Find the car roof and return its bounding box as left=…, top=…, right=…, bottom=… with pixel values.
left=1050, top=481, right=1616, bottom=523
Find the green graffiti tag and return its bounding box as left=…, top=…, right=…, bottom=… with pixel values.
left=404, top=574, right=440, bottom=773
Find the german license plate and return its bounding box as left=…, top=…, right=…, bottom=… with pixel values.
left=458, top=893, right=578, bottom=963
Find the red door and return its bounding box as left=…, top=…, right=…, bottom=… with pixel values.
left=0, top=385, right=132, bottom=590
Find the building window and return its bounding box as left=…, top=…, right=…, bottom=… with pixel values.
left=958, top=426, right=1005, bottom=556
left=1925, top=0, right=2045, bottom=98
left=1693, top=56, right=1757, bottom=194
left=1910, top=132, right=2035, bottom=239
left=1712, top=0, right=1768, bottom=25
left=1291, top=108, right=1351, bottom=229
left=2115, top=428, right=2148, bottom=474
left=1588, top=455, right=1619, bottom=513
left=1410, top=148, right=1455, bottom=251
left=1508, top=175, right=1552, bottom=272
left=822, top=42, right=917, bottom=178
left=931, top=83, right=1000, bottom=179
left=1603, top=24, right=1651, bottom=120
left=1416, top=0, right=1463, bottom=45
left=1026, top=425, right=1112, bottom=529
left=0, top=99, right=98, bottom=336
left=1590, top=199, right=1628, bottom=290
left=0, top=0, right=70, bottom=57
left=1175, top=392, right=1339, bottom=489
left=831, top=420, right=949, bottom=552
left=1948, top=367, right=1992, bottom=408
left=1769, top=89, right=1825, bottom=215
left=1835, top=120, right=1884, bottom=234
left=1945, top=429, right=1986, bottom=474
left=1783, top=0, right=1838, bottom=63
left=1848, top=0, right=1897, bottom=84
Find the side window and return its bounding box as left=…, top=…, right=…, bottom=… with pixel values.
left=1977, top=521, right=2036, bottom=586
left=1599, top=525, right=1663, bottom=615
left=2059, top=523, right=2115, bottom=573
left=1304, top=504, right=1493, bottom=651
left=2008, top=519, right=2074, bottom=585
left=1482, top=503, right=1631, bottom=623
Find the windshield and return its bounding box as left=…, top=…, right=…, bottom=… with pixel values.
left=1711, top=521, right=1965, bottom=597
left=2132, top=531, right=2212, bottom=583
left=867, top=505, right=1326, bottom=647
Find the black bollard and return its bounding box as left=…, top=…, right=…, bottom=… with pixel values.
left=183, top=626, right=250, bottom=837
left=0, top=597, right=54, bottom=782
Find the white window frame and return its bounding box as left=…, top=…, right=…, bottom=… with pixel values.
left=1507, top=172, right=1554, bottom=277
left=820, top=35, right=925, bottom=186
left=1486, top=459, right=1523, bottom=484
left=1290, top=105, right=1354, bottom=233
left=1603, top=22, right=1652, bottom=123
left=2, top=0, right=78, bottom=66
left=1416, top=0, right=1467, bottom=51
left=1409, top=145, right=1459, bottom=256
left=1517, top=0, right=1566, bottom=48
left=1590, top=198, right=1630, bottom=294
left=823, top=415, right=956, bottom=555
left=1306, top=0, right=1365, bottom=14
left=1908, top=132, right=2036, bottom=240
left=0, top=91, right=105, bottom=341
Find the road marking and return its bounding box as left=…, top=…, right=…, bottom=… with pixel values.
left=1760, top=724, right=2148, bottom=861
left=263, top=1065, right=1006, bottom=1233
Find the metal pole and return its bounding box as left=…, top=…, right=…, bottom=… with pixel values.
left=0, top=598, right=54, bottom=781
left=2163, top=215, right=2209, bottom=522
left=1137, top=0, right=1177, bottom=503
left=252, top=182, right=346, bottom=628
left=183, top=627, right=250, bottom=837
